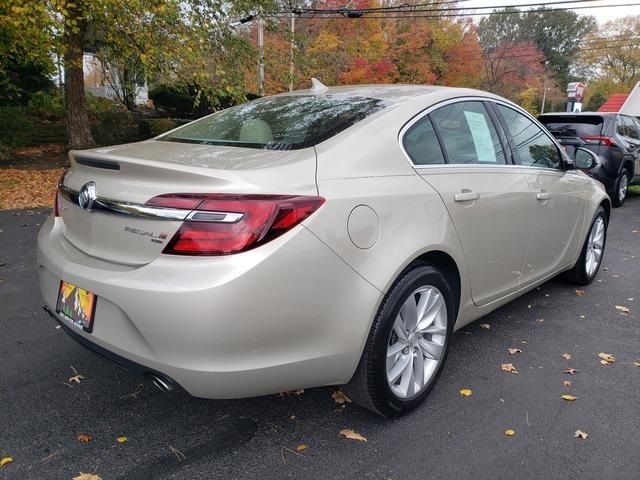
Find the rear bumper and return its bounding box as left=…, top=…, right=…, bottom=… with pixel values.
left=37, top=216, right=382, bottom=399
left=43, top=305, right=180, bottom=391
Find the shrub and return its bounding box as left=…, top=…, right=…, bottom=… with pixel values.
left=138, top=118, right=177, bottom=138
left=27, top=91, right=65, bottom=120
left=86, top=94, right=127, bottom=122
left=149, top=84, right=244, bottom=118
left=148, top=84, right=200, bottom=117
left=0, top=106, right=34, bottom=147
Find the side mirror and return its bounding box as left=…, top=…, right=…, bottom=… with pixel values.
left=574, top=147, right=600, bottom=170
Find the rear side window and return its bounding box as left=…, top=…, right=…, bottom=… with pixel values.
left=538, top=115, right=604, bottom=138
left=159, top=95, right=387, bottom=150
left=403, top=116, right=445, bottom=165
left=430, top=102, right=506, bottom=164
left=498, top=105, right=562, bottom=169
left=621, top=116, right=639, bottom=139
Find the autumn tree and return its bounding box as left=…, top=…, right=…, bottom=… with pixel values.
left=579, top=15, right=640, bottom=87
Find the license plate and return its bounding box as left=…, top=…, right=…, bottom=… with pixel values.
left=56, top=280, right=97, bottom=332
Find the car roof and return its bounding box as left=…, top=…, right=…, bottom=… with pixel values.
left=276, top=84, right=492, bottom=104
left=539, top=112, right=618, bottom=117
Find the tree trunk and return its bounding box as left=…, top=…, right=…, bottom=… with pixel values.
left=64, top=2, right=95, bottom=149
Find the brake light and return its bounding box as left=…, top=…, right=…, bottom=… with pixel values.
left=146, top=194, right=325, bottom=255
left=54, top=169, right=69, bottom=217
left=581, top=136, right=617, bottom=147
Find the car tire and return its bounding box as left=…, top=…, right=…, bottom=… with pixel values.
left=611, top=170, right=629, bottom=208
left=561, top=206, right=607, bottom=286
left=344, top=264, right=455, bottom=417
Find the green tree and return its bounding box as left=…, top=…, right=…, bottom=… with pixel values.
left=2, top=0, right=274, bottom=148
left=520, top=8, right=595, bottom=88
left=585, top=92, right=606, bottom=112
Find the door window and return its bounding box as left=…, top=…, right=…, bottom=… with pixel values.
left=430, top=102, right=507, bottom=165
left=402, top=116, right=446, bottom=165
left=496, top=105, right=562, bottom=169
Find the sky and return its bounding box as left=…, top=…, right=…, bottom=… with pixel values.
left=463, top=0, right=638, bottom=23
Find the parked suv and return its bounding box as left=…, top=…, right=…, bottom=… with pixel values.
left=539, top=112, right=640, bottom=207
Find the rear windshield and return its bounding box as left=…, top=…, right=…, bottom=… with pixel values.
left=538, top=115, right=603, bottom=138
left=159, top=95, right=387, bottom=150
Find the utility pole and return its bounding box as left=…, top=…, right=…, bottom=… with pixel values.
left=289, top=12, right=295, bottom=92
left=541, top=76, right=548, bottom=114
left=257, top=9, right=265, bottom=97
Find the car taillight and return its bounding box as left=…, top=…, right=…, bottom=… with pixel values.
left=54, top=169, right=69, bottom=217
left=581, top=136, right=617, bottom=147
left=146, top=194, right=325, bottom=255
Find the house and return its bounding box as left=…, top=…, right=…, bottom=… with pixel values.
left=598, top=82, right=640, bottom=117
left=83, top=53, right=149, bottom=106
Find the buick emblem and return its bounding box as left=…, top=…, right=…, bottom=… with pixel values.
left=78, top=182, right=97, bottom=210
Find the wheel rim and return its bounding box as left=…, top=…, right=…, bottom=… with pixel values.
left=585, top=216, right=605, bottom=277
left=618, top=174, right=628, bottom=203
left=386, top=286, right=447, bottom=399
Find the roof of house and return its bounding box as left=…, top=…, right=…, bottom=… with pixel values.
left=598, top=94, right=630, bottom=113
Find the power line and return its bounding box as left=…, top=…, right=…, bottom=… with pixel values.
left=284, top=2, right=640, bottom=19
left=296, top=0, right=617, bottom=15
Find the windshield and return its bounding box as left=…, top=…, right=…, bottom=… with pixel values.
left=159, top=95, right=387, bottom=150
left=538, top=115, right=604, bottom=138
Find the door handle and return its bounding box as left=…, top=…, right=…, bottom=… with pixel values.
left=454, top=191, right=480, bottom=202
left=536, top=191, right=551, bottom=201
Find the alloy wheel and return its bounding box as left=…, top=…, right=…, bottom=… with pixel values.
left=585, top=216, right=605, bottom=277
left=386, top=286, right=447, bottom=399
left=618, top=173, right=628, bottom=204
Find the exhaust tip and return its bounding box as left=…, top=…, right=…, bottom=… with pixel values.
left=148, top=374, right=175, bottom=392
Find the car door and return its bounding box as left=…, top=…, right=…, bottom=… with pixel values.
left=621, top=116, right=640, bottom=177
left=401, top=99, right=534, bottom=307
left=493, top=103, right=586, bottom=288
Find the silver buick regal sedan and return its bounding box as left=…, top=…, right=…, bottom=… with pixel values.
left=38, top=83, right=610, bottom=417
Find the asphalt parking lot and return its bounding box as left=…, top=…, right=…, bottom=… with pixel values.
left=1, top=196, right=639, bottom=480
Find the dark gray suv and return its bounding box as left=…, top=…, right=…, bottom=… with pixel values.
left=539, top=112, right=640, bottom=207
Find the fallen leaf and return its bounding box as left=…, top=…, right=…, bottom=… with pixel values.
left=634, top=361, right=640, bottom=368
left=563, top=380, right=572, bottom=386
left=597, top=353, right=615, bottom=364
left=0, top=457, right=12, bottom=467
left=459, top=388, right=472, bottom=397
left=77, top=434, right=92, bottom=442
left=564, top=368, right=578, bottom=375
left=504, top=429, right=516, bottom=436
left=615, top=305, right=630, bottom=315
left=501, top=363, right=519, bottom=374
left=68, top=366, right=84, bottom=384
left=296, top=444, right=308, bottom=452
left=72, top=473, right=102, bottom=480
left=562, top=353, right=572, bottom=360
left=561, top=395, right=577, bottom=401
left=574, top=429, right=588, bottom=439
left=508, top=348, right=522, bottom=355
left=480, top=323, right=491, bottom=329
left=339, top=429, right=367, bottom=442
left=278, top=389, right=304, bottom=397
left=116, top=436, right=128, bottom=443
left=331, top=389, right=352, bottom=404
left=574, top=289, right=585, bottom=296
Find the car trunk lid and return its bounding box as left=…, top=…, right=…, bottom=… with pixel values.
left=58, top=140, right=318, bottom=265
